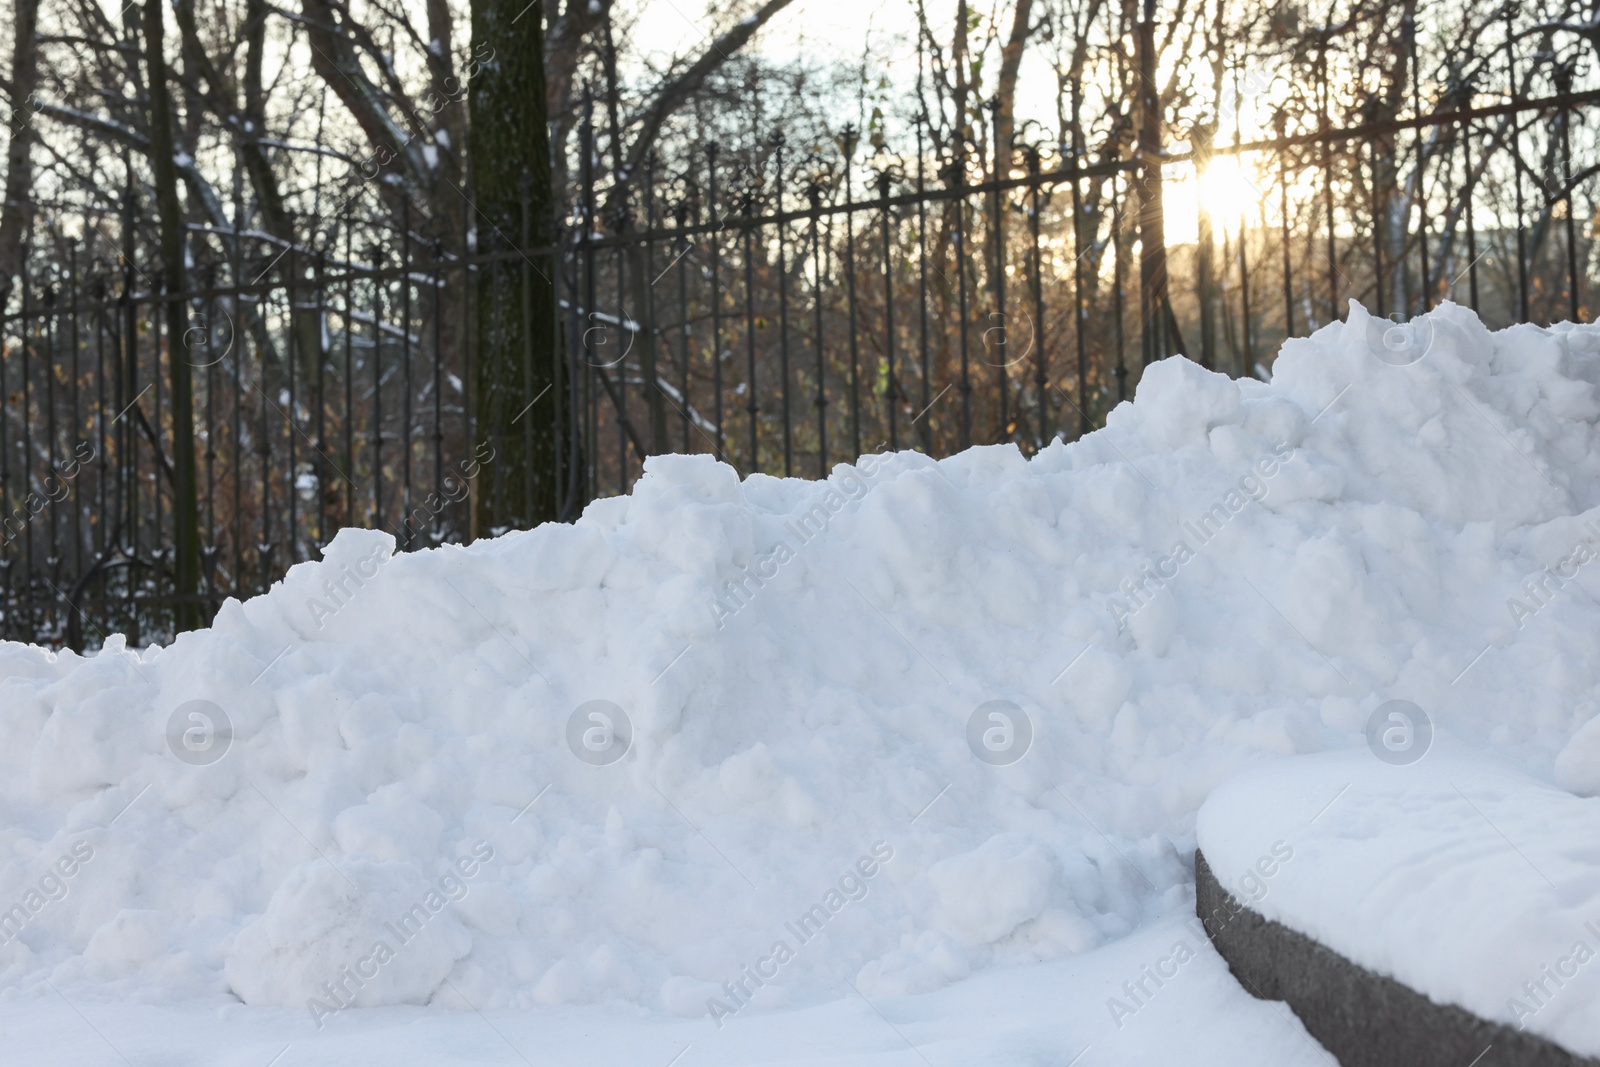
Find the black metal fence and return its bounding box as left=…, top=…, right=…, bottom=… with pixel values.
left=569, top=84, right=1596, bottom=493
left=4, top=60, right=1596, bottom=648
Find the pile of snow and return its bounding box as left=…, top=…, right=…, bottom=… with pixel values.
left=1199, top=749, right=1600, bottom=1056
left=3, top=300, right=1600, bottom=1029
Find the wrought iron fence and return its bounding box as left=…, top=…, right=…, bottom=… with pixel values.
left=3, top=69, right=1596, bottom=648
left=568, top=83, right=1595, bottom=492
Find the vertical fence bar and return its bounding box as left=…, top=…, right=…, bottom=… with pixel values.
left=708, top=144, right=724, bottom=462
left=1, top=248, right=11, bottom=640
left=991, top=114, right=1009, bottom=441
left=94, top=274, right=108, bottom=569
left=1195, top=152, right=1216, bottom=371
left=371, top=243, right=384, bottom=529
left=1068, top=145, right=1088, bottom=435
left=257, top=264, right=271, bottom=596
left=1461, top=112, right=1480, bottom=312
left=551, top=209, right=567, bottom=524
left=463, top=196, right=479, bottom=531
left=1230, top=74, right=1252, bottom=379
left=121, top=191, right=137, bottom=639
left=955, top=144, right=973, bottom=448
left=843, top=130, right=861, bottom=462
left=231, top=215, right=244, bottom=597
left=152, top=257, right=163, bottom=602
left=402, top=199, right=414, bottom=522
left=743, top=190, right=759, bottom=471
left=1112, top=171, right=1128, bottom=400
left=879, top=171, right=897, bottom=453
left=45, top=283, right=57, bottom=577
left=581, top=108, right=598, bottom=500
left=1277, top=113, right=1295, bottom=339
left=488, top=228, right=506, bottom=514
left=1409, top=20, right=1431, bottom=312
left=675, top=203, right=692, bottom=454
left=520, top=188, right=535, bottom=519
left=641, top=154, right=663, bottom=459
left=66, top=249, right=82, bottom=590
left=562, top=205, right=585, bottom=518
left=916, top=124, right=931, bottom=452
left=432, top=240, right=444, bottom=538
left=615, top=196, right=629, bottom=494
left=23, top=246, right=34, bottom=632
left=810, top=186, right=827, bottom=476
left=69, top=246, right=82, bottom=586
left=342, top=224, right=356, bottom=530
left=202, top=265, right=217, bottom=588
left=287, top=248, right=298, bottom=564
left=1027, top=149, right=1049, bottom=447
left=776, top=138, right=793, bottom=476
left=1236, top=157, right=1253, bottom=379
left=1318, top=43, right=1336, bottom=323
left=1370, top=139, right=1385, bottom=318
left=1560, top=100, right=1580, bottom=321
left=1, top=262, right=9, bottom=639
left=314, top=252, right=328, bottom=551
left=1505, top=3, right=1529, bottom=322
left=9, top=250, right=21, bottom=636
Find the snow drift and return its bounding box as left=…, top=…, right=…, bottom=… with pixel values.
left=3, top=300, right=1600, bottom=1039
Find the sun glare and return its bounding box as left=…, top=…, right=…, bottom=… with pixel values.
left=1198, top=157, right=1266, bottom=235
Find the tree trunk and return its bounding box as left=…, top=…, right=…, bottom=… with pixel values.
left=992, top=0, right=1034, bottom=184
left=469, top=0, right=561, bottom=534
left=0, top=0, right=41, bottom=299
left=1135, top=2, right=1178, bottom=364
left=143, top=0, right=203, bottom=630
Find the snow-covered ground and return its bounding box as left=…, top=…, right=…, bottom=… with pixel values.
left=0, top=915, right=1331, bottom=1065
left=4, top=299, right=1600, bottom=1062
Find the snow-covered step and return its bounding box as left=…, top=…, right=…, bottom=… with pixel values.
left=1196, top=749, right=1600, bottom=1066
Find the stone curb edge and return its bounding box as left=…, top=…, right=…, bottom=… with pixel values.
left=1195, top=849, right=1599, bottom=1067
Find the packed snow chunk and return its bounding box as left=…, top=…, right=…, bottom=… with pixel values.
left=930, top=834, right=1058, bottom=944
left=1116, top=355, right=1243, bottom=451
left=333, top=797, right=445, bottom=862
left=224, top=854, right=478, bottom=1011
left=1198, top=749, right=1600, bottom=1057
left=83, top=909, right=170, bottom=967
left=1555, top=710, right=1600, bottom=796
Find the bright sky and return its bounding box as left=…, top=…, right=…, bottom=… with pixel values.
left=632, top=0, right=921, bottom=82
left=627, top=0, right=1269, bottom=244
